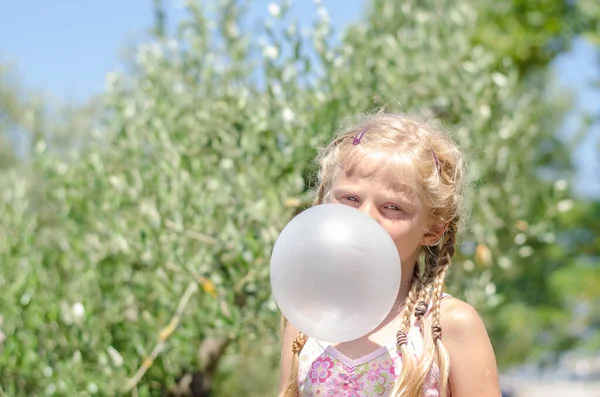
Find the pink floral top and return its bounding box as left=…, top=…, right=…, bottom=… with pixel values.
left=297, top=299, right=450, bottom=396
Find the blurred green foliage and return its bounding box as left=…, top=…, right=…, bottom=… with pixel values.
left=0, top=0, right=598, bottom=396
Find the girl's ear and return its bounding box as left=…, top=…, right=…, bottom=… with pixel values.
left=421, top=222, right=447, bottom=246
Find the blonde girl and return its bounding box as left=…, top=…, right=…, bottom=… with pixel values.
left=278, top=112, right=501, bottom=397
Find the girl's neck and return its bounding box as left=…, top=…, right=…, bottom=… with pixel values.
left=377, top=259, right=418, bottom=326
left=367, top=277, right=413, bottom=335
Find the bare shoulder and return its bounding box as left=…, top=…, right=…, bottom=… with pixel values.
left=439, top=296, right=501, bottom=397
left=439, top=296, right=487, bottom=339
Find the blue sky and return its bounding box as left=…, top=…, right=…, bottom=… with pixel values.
left=0, top=1, right=598, bottom=197
left=0, top=1, right=364, bottom=102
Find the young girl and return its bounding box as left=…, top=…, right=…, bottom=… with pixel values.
left=278, top=113, right=501, bottom=397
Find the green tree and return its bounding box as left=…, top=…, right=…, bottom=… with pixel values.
left=0, top=65, right=27, bottom=169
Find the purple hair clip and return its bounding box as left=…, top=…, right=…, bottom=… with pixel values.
left=353, top=129, right=367, bottom=145
left=431, top=150, right=442, bottom=175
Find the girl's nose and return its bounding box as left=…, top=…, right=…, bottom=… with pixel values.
left=358, top=203, right=381, bottom=224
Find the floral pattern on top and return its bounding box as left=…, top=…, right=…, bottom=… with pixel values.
left=298, top=294, right=452, bottom=397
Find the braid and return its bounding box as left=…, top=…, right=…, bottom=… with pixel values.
left=397, top=276, right=419, bottom=348
left=427, top=219, right=458, bottom=397
left=279, top=317, right=301, bottom=397
left=423, top=243, right=441, bottom=286
left=292, top=333, right=308, bottom=353
left=394, top=220, right=458, bottom=397
left=393, top=267, right=428, bottom=396
left=430, top=219, right=457, bottom=341
left=414, top=288, right=430, bottom=319
left=415, top=243, right=441, bottom=319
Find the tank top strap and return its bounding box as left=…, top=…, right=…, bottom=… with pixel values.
left=426, top=292, right=451, bottom=315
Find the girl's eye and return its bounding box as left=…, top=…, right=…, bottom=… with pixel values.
left=344, top=196, right=360, bottom=203
left=386, top=204, right=404, bottom=212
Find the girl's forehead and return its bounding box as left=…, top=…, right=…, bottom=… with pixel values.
left=336, top=150, right=420, bottom=194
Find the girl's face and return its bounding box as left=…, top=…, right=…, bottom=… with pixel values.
left=329, top=169, right=439, bottom=271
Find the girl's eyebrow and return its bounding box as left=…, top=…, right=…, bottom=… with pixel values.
left=332, top=185, right=417, bottom=206
left=379, top=186, right=413, bottom=200
left=330, top=184, right=361, bottom=192
left=386, top=183, right=416, bottom=195
left=382, top=188, right=421, bottom=209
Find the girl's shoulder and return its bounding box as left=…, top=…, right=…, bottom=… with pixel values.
left=439, top=295, right=485, bottom=337
left=438, top=296, right=501, bottom=393
left=438, top=295, right=493, bottom=360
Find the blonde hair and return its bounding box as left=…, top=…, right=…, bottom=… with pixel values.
left=281, top=112, right=466, bottom=397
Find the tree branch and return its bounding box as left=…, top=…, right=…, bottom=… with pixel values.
left=122, top=281, right=199, bottom=393
left=164, top=219, right=219, bottom=245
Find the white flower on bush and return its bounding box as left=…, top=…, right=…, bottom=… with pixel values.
left=514, top=233, right=527, bottom=245
left=87, top=383, right=98, bottom=394
left=242, top=250, right=254, bottom=263
left=107, top=346, right=124, bottom=367
left=35, top=140, right=46, bottom=154
left=43, top=366, right=53, bottom=377
left=317, top=6, right=330, bottom=24
left=266, top=297, right=278, bottom=312
left=225, top=20, right=239, bottom=38
left=286, top=23, right=297, bottom=36
left=69, top=302, right=86, bottom=326
left=543, top=232, right=556, bottom=243
left=282, top=107, right=295, bottom=123
left=206, top=178, right=220, bottom=191
left=141, top=250, right=153, bottom=264
left=124, top=101, right=136, bottom=119
left=480, top=104, right=491, bottom=119
left=518, top=246, right=534, bottom=258
left=173, top=82, right=185, bottom=95
left=113, top=235, right=130, bottom=253
left=554, top=179, right=568, bottom=191
left=415, top=10, right=429, bottom=24
left=105, top=71, right=121, bottom=93
left=56, top=162, right=68, bottom=175
left=268, top=3, right=280, bottom=17
left=20, top=293, right=31, bottom=306
left=557, top=199, right=574, bottom=213
left=282, top=64, right=296, bottom=82
left=166, top=38, right=179, bottom=51
left=315, top=91, right=326, bottom=102
left=498, top=256, right=512, bottom=269
left=44, top=384, right=57, bottom=396
left=135, top=42, right=163, bottom=66
left=108, top=175, right=127, bottom=192
left=333, top=56, right=345, bottom=68
left=263, top=45, right=279, bottom=60
left=140, top=200, right=161, bottom=228
left=220, top=158, right=234, bottom=170
left=175, top=0, right=193, bottom=8
left=491, top=72, right=508, bottom=87
left=270, top=82, right=282, bottom=97
left=463, top=260, right=475, bottom=271
left=71, top=302, right=85, bottom=320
